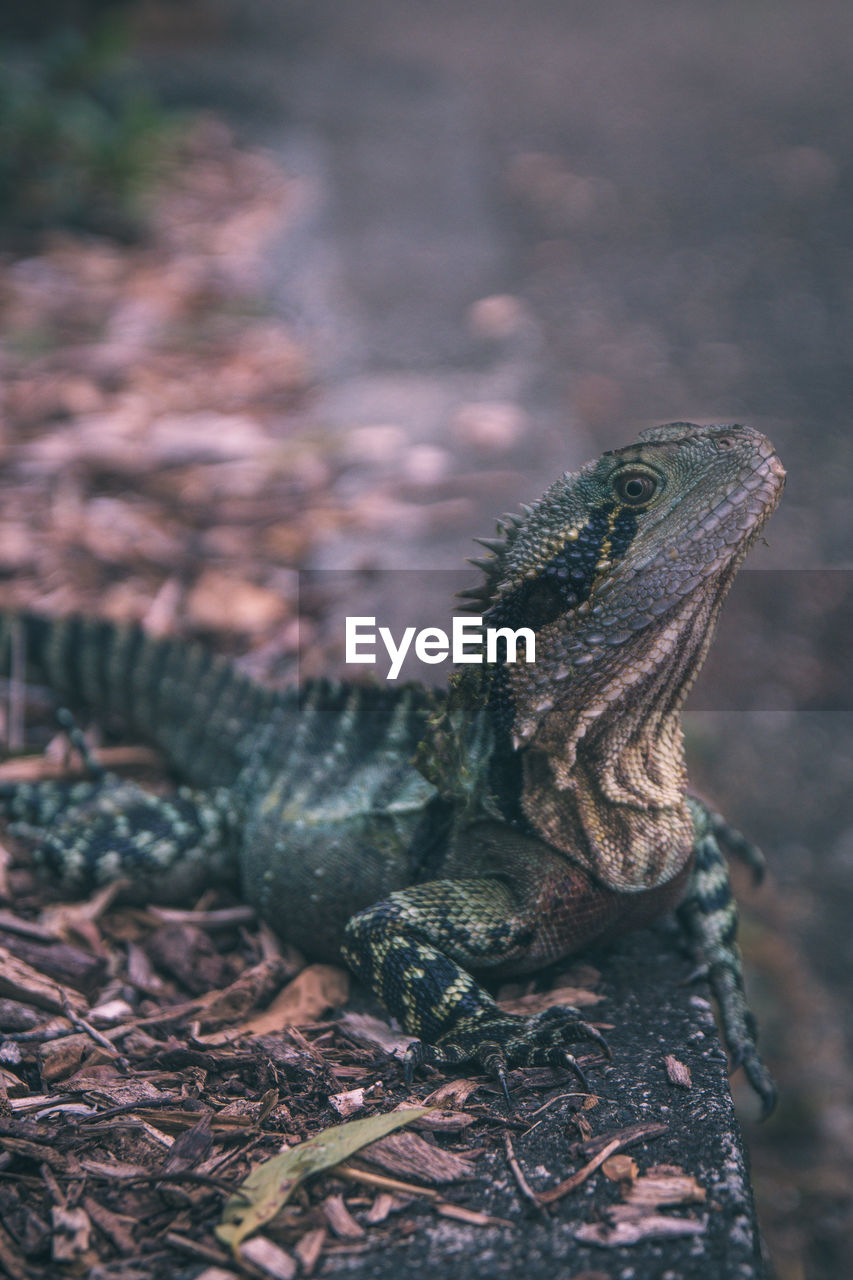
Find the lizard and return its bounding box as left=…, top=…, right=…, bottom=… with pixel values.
left=0, top=421, right=784, bottom=1113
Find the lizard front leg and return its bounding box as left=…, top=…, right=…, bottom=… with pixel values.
left=679, top=797, right=777, bottom=1116
left=341, top=876, right=607, bottom=1099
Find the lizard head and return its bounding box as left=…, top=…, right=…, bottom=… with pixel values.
left=460, top=423, right=785, bottom=881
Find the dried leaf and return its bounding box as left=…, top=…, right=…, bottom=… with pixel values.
left=231, top=964, right=350, bottom=1037
left=321, top=1193, right=364, bottom=1240
left=0, top=946, right=87, bottom=1016
left=621, top=1170, right=706, bottom=1212
left=196, top=957, right=294, bottom=1030
left=239, top=1236, right=297, bottom=1279
left=664, top=1054, right=692, bottom=1089
left=602, top=1154, right=637, bottom=1184
left=393, top=1100, right=475, bottom=1132
left=574, top=1214, right=706, bottom=1247
left=364, top=1194, right=403, bottom=1225
left=421, top=1077, right=483, bottom=1107
left=51, top=1206, right=92, bottom=1263
left=80, top=1160, right=151, bottom=1180
left=216, top=1108, right=431, bottom=1250
left=358, top=1129, right=475, bottom=1184
left=163, top=1114, right=214, bottom=1173
left=328, top=1088, right=366, bottom=1119
left=337, top=1011, right=416, bottom=1057
left=293, top=1227, right=326, bottom=1275
left=60, top=1068, right=166, bottom=1108
left=82, top=1197, right=137, bottom=1256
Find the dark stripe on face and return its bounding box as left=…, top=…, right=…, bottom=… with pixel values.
left=608, top=506, right=638, bottom=560
left=487, top=502, right=615, bottom=634
left=483, top=503, right=612, bottom=818
left=482, top=501, right=639, bottom=824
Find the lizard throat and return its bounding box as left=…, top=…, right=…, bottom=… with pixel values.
left=511, top=583, right=733, bottom=891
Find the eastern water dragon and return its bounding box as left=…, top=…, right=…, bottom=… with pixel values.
left=0, top=421, right=785, bottom=1113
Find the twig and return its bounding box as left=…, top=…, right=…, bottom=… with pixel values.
left=524, top=1091, right=591, bottom=1121
left=578, top=1120, right=668, bottom=1158
left=147, top=905, right=257, bottom=930
left=336, top=1162, right=440, bottom=1200
left=163, top=1232, right=231, bottom=1265
left=77, top=1094, right=182, bottom=1124
left=435, top=1202, right=514, bottom=1228
left=87, top=1169, right=238, bottom=1194
left=61, top=993, right=128, bottom=1068
left=338, top=1164, right=511, bottom=1230
left=503, top=1132, right=545, bottom=1211
left=537, top=1136, right=624, bottom=1205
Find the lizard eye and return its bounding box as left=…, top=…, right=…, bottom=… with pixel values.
left=612, top=469, right=659, bottom=506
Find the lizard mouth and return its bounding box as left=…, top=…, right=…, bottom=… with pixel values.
left=692, top=446, right=785, bottom=573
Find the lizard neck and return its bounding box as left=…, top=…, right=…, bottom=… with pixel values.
left=512, top=585, right=729, bottom=891
left=519, top=714, right=692, bottom=892
left=455, top=421, right=785, bottom=891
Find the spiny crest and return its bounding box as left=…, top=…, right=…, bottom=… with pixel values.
left=456, top=506, right=533, bottom=613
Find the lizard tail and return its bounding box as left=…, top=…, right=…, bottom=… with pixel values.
left=0, top=613, right=274, bottom=787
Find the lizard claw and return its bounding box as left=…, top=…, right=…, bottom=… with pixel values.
left=399, top=1004, right=608, bottom=1099
left=496, top=1062, right=513, bottom=1110
left=576, top=1019, right=611, bottom=1061
left=556, top=1049, right=589, bottom=1090
left=403, top=1040, right=425, bottom=1087
left=531, top=1004, right=611, bottom=1061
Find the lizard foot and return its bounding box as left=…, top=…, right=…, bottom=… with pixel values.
left=404, top=1003, right=609, bottom=1098
left=732, top=1044, right=778, bottom=1120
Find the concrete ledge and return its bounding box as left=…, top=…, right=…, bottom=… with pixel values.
left=328, top=925, right=766, bottom=1280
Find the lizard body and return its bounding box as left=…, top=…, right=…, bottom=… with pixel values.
left=0, top=422, right=784, bottom=1112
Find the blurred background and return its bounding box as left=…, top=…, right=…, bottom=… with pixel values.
left=1, top=2, right=852, bottom=1275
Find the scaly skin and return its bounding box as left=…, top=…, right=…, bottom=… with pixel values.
left=0, top=422, right=785, bottom=1113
